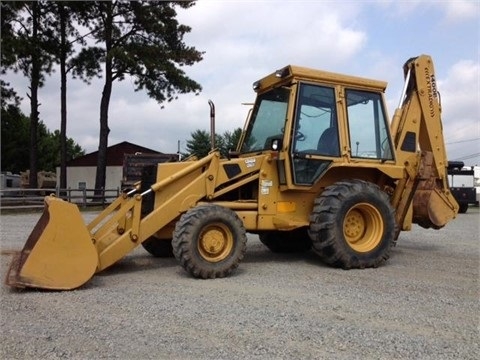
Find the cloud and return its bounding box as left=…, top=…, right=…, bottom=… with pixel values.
left=443, top=0, right=480, bottom=22
left=376, top=0, right=479, bottom=22
left=6, top=1, right=370, bottom=155
left=180, top=1, right=367, bottom=70
left=3, top=1, right=478, bottom=166
left=438, top=59, right=480, bottom=163
left=440, top=59, right=479, bottom=141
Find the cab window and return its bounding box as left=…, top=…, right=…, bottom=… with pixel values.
left=293, top=84, right=339, bottom=156
left=241, top=87, right=290, bottom=153
left=291, top=83, right=339, bottom=185
left=346, top=90, right=393, bottom=160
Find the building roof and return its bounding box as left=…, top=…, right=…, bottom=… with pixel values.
left=66, top=141, right=163, bottom=167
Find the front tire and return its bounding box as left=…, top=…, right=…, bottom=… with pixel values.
left=172, top=205, right=247, bottom=279
left=309, top=180, right=396, bottom=269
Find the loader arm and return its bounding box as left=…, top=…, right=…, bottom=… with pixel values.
left=390, top=55, right=458, bottom=232
left=90, top=151, right=265, bottom=272
left=6, top=151, right=265, bottom=290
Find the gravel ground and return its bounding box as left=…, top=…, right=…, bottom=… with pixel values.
left=0, top=207, right=479, bottom=360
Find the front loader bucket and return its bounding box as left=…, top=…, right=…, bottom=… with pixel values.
left=6, top=196, right=98, bottom=290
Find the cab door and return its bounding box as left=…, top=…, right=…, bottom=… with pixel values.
left=290, top=82, right=341, bottom=185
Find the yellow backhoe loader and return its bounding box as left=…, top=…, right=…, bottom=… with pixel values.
left=6, top=55, right=458, bottom=290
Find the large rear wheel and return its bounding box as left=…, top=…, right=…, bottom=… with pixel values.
left=309, top=180, right=396, bottom=269
left=172, top=205, right=247, bottom=279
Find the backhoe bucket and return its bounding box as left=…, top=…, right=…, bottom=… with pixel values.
left=6, top=196, right=98, bottom=290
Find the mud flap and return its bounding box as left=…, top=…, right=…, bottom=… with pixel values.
left=6, top=196, right=98, bottom=290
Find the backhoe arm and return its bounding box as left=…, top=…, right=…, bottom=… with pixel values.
left=390, top=55, right=458, bottom=231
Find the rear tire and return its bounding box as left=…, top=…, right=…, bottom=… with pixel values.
left=172, top=205, right=247, bottom=279
left=142, top=237, right=174, bottom=258
left=259, top=228, right=312, bottom=253
left=308, top=180, right=396, bottom=269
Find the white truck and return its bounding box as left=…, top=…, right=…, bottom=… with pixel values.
left=447, top=161, right=479, bottom=213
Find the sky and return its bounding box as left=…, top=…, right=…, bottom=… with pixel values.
left=4, top=0, right=480, bottom=166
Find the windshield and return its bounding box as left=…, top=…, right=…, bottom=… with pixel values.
left=241, top=87, right=290, bottom=153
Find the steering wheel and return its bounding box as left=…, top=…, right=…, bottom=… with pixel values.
left=295, top=131, right=306, bottom=141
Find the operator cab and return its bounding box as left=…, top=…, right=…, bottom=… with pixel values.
left=240, top=65, right=394, bottom=187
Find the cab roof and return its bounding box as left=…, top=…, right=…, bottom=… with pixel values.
left=254, top=65, right=388, bottom=93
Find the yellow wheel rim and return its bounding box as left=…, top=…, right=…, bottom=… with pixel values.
left=198, top=223, right=234, bottom=262
left=343, top=203, right=384, bottom=253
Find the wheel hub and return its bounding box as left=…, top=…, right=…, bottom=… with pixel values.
left=344, top=209, right=365, bottom=241
left=198, top=223, right=233, bottom=262
left=343, top=203, right=384, bottom=253
left=202, top=229, right=225, bottom=255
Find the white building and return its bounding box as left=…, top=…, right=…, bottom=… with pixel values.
left=56, top=141, right=167, bottom=190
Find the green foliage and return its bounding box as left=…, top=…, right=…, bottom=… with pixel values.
left=1, top=89, right=85, bottom=174
left=185, top=129, right=210, bottom=159
left=71, top=0, right=204, bottom=190
left=1, top=1, right=61, bottom=187
left=45, top=2, right=95, bottom=189
left=36, top=129, right=85, bottom=172
left=0, top=80, right=22, bottom=108
left=185, top=128, right=243, bottom=159
left=1, top=1, right=57, bottom=84
left=0, top=1, right=26, bottom=73
left=2, top=1, right=204, bottom=190
left=47, top=2, right=90, bottom=73
left=1, top=103, right=29, bottom=174
left=1, top=116, right=86, bottom=173
left=74, top=1, right=204, bottom=102
left=222, top=128, right=243, bottom=154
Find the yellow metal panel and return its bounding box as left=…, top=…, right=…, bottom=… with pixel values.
left=235, top=211, right=258, bottom=230
left=7, top=197, right=98, bottom=290
left=256, top=65, right=387, bottom=93
left=277, top=201, right=296, bottom=213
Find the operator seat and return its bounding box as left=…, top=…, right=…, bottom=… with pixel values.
left=317, top=127, right=339, bottom=156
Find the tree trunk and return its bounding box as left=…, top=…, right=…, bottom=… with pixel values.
left=94, top=3, right=113, bottom=195
left=59, top=3, right=67, bottom=190
left=29, top=2, right=40, bottom=189
left=95, top=75, right=112, bottom=195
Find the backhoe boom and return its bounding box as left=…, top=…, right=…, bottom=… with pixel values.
left=390, top=55, right=458, bottom=231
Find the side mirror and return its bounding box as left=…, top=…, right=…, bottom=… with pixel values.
left=271, top=138, right=282, bottom=151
